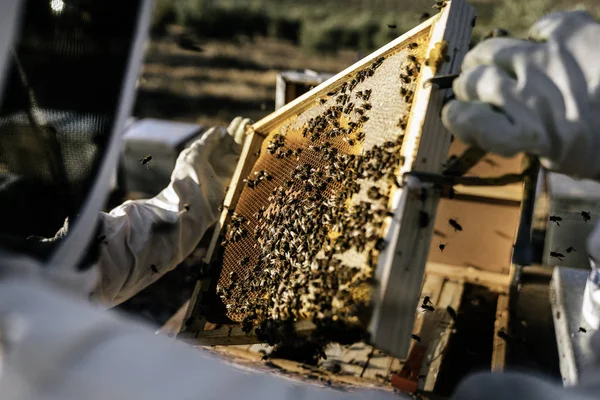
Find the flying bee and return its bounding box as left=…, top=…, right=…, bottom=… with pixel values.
left=449, top=218, right=462, bottom=232
left=411, top=334, right=422, bottom=342
left=150, top=264, right=159, bottom=274
left=139, top=155, right=152, bottom=169
left=582, top=211, right=591, bottom=222
left=579, top=327, right=587, bottom=333
left=439, top=242, right=446, bottom=252
left=566, top=246, right=576, bottom=253
left=422, top=296, right=434, bottom=307
left=550, top=250, right=565, bottom=262
left=549, top=215, right=562, bottom=226
left=183, top=204, right=191, bottom=212
left=387, top=24, right=398, bottom=29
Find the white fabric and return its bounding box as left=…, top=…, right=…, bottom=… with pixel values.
left=93, top=116, right=250, bottom=306
left=442, top=11, right=600, bottom=180
left=0, top=276, right=403, bottom=400
left=442, top=11, right=600, bottom=400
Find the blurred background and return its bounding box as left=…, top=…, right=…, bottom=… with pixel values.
left=134, top=0, right=600, bottom=128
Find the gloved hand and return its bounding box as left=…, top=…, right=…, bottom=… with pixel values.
left=92, top=116, right=252, bottom=306
left=442, top=11, right=600, bottom=180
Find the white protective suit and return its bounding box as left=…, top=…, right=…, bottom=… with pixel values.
left=93, top=117, right=249, bottom=306
left=442, top=10, right=600, bottom=400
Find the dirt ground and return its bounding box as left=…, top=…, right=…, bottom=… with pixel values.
left=133, top=27, right=358, bottom=128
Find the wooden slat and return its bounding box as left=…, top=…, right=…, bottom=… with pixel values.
left=492, top=293, right=510, bottom=371
left=422, top=280, right=464, bottom=391
left=370, top=0, right=476, bottom=358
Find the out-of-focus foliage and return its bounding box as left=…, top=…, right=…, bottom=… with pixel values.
left=151, top=0, right=600, bottom=53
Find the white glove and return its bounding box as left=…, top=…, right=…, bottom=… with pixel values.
left=93, top=117, right=252, bottom=306
left=442, top=11, right=600, bottom=180
left=0, top=276, right=402, bottom=400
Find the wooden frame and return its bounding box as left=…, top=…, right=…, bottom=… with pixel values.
left=180, top=0, right=477, bottom=359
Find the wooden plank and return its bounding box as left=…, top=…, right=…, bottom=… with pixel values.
left=370, top=0, right=476, bottom=358
left=157, top=300, right=189, bottom=337
left=388, top=273, right=446, bottom=377
left=492, top=293, right=510, bottom=371
left=204, top=129, right=265, bottom=262
left=422, top=280, right=464, bottom=391
left=427, top=197, right=522, bottom=275
left=426, top=263, right=510, bottom=293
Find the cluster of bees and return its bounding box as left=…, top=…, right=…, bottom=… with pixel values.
left=217, top=44, right=424, bottom=340
left=548, top=211, right=591, bottom=261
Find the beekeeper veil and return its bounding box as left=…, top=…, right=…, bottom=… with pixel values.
left=0, top=0, right=153, bottom=275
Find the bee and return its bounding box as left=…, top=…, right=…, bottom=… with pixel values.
left=97, top=235, right=108, bottom=245
left=150, top=264, right=159, bottom=274
left=420, top=13, right=430, bottom=23
left=364, top=89, right=372, bottom=100
left=582, top=211, right=591, bottom=223
left=356, top=132, right=366, bottom=142
left=408, top=42, right=418, bottom=49
left=363, top=102, right=372, bottom=110
left=439, top=242, right=446, bottom=252
left=354, top=108, right=365, bottom=116
left=446, top=305, right=457, bottom=321
left=183, top=204, right=191, bottom=212
left=433, top=0, right=447, bottom=10
left=549, top=215, right=562, bottom=226
left=408, top=55, right=418, bottom=63
left=319, top=98, right=327, bottom=105
left=375, top=238, right=386, bottom=251
left=359, top=115, right=369, bottom=123
left=326, top=90, right=337, bottom=96
left=411, top=334, right=422, bottom=342
left=344, top=102, right=355, bottom=114
left=448, top=218, right=462, bottom=232
left=579, top=327, right=587, bottom=333
left=419, top=211, right=430, bottom=228
left=422, top=304, right=434, bottom=312
left=240, top=256, right=250, bottom=267
left=387, top=24, right=397, bottom=29
left=400, top=74, right=411, bottom=84
left=550, top=250, right=565, bottom=262
left=340, top=82, right=348, bottom=93
left=422, top=296, right=434, bottom=307
left=139, top=155, right=152, bottom=169
left=566, top=246, right=576, bottom=253
left=343, top=137, right=356, bottom=146
left=405, top=67, right=414, bottom=77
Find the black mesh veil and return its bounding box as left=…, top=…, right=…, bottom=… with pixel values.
left=0, top=0, right=148, bottom=263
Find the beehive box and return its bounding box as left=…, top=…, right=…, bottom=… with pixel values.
left=180, top=0, right=476, bottom=359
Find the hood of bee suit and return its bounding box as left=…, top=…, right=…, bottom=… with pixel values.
left=0, top=0, right=153, bottom=272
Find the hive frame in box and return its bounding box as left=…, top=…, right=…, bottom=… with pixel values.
left=179, top=0, right=476, bottom=358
